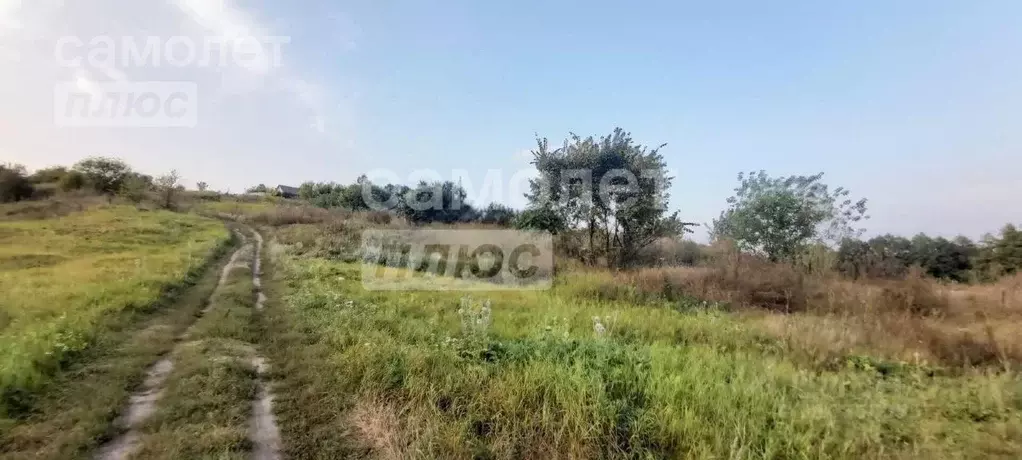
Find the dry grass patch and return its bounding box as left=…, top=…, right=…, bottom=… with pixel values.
left=348, top=397, right=413, bottom=460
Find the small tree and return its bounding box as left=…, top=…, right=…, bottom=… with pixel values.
left=72, top=157, right=133, bottom=194
left=526, top=128, right=682, bottom=267
left=0, top=164, right=34, bottom=203
left=246, top=184, right=269, bottom=193
left=155, top=170, right=181, bottom=210
left=711, top=171, right=868, bottom=262
left=196, top=181, right=209, bottom=192
left=119, top=174, right=151, bottom=204
left=975, top=224, right=1022, bottom=278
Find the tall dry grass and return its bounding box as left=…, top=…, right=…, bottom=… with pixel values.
left=574, top=243, right=1022, bottom=370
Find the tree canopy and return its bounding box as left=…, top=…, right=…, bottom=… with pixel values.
left=712, top=171, right=868, bottom=262
left=72, top=157, right=133, bottom=195
left=526, top=128, right=682, bottom=267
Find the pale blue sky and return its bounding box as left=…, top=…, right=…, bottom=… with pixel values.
left=1, top=0, right=1020, bottom=240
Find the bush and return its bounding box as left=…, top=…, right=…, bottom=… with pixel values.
left=0, top=164, right=34, bottom=203
left=636, top=237, right=704, bottom=266
left=58, top=171, right=87, bottom=191
left=119, top=174, right=151, bottom=204
left=27, top=166, right=68, bottom=185
left=72, top=157, right=133, bottom=195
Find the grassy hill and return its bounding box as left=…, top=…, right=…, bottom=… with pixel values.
left=0, top=205, right=228, bottom=417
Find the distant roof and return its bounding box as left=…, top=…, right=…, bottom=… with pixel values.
left=276, top=185, right=299, bottom=194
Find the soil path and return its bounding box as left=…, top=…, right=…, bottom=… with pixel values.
left=248, top=229, right=282, bottom=460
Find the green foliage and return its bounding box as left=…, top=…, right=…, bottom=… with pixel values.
left=155, top=170, right=181, bottom=210
left=401, top=180, right=473, bottom=224
left=195, top=181, right=209, bottom=192
left=246, top=183, right=269, bottom=193
left=976, top=224, right=1022, bottom=278
left=27, top=166, right=69, bottom=185
left=72, top=156, right=133, bottom=195
left=119, top=173, right=152, bottom=204
left=837, top=234, right=977, bottom=281
left=58, top=170, right=87, bottom=191
left=526, top=128, right=681, bottom=267
left=0, top=164, right=34, bottom=203
left=712, top=171, right=868, bottom=262
left=477, top=203, right=518, bottom=226
left=513, top=205, right=566, bottom=234
left=297, top=176, right=483, bottom=225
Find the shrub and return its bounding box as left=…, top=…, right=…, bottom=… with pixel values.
left=27, top=166, right=69, bottom=185
left=636, top=237, right=704, bottom=266
left=72, top=157, right=133, bottom=194
left=119, top=174, right=151, bottom=204
left=58, top=170, right=87, bottom=191
left=0, top=164, right=34, bottom=203
left=154, top=170, right=181, bottom=210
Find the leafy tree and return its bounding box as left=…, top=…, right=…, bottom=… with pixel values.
left=155, top=170, right=181, bottom=210
left=72, top=157, right=133, bottom=194
left=196, top=181, right=209, bottom=192
left=837, top=234, right=914, bottom=279
left=907, top=234, right=973, bottom=281
left=526, top=128, right=681, bottom=267
left=298, top=178, right=410, bottom=213
left=0, top=164, right=34, bottom=203
left=976, top=224, right=1022, bottom=278
left=28, top=166, right=69, bottom=185
left=838, top=233, right=977, bottom=281
left=514, top=205, right=566, bottom=234
left=711, top=171, right=868, bottom=262
left=401, top=180, right=473, bottom=224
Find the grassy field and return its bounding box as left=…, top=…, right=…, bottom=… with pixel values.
left=263, top=249, right=1022, bottom=459
left=0, top=205, right=229, bottom=418
left=1, top=198, right=1019, bottom=459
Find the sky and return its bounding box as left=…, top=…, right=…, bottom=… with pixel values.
left=0, top=0, right=1020, bottom=241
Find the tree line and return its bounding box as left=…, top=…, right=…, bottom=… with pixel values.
left=1, top=157, right=183, bottom=209
left=708, top=169, right=1021, bottom=281
left=5, top=133, right=1019, bottom=281
left=293, top=128, right=686, bottom=268
left=837, top=228, right=1022, bottom=282
left=294, top=177, right=520, bottom=226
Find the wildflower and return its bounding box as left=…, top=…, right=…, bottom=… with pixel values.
left=593, top=316, right=606, bottom=336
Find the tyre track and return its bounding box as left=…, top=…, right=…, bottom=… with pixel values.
left=94, top=230, right=250, bottom=460
left=248, top=229, right=282, bottom=460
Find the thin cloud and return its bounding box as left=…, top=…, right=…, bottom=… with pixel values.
left=173, top=0, right=334, bottom=134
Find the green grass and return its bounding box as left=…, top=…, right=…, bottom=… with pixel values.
left=0, top=228, right=237, bottom=460
left=0, top=206, right=229, bottom=418
left=264, top=253, right=1022, bottom=459
left=193, top=200, right=281, bottom=218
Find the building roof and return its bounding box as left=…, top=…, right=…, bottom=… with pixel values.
left=276, top=185, right=299, bottom=195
